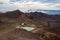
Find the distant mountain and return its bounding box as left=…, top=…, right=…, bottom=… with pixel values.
left=27, top=9, right=60, bottom=15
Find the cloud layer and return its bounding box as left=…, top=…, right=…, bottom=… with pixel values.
left=0, top=0, right=60, bottom=12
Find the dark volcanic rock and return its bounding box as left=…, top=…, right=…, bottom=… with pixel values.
left=0, top=10, right=60, bottom=40
left=0, top=29, right=40, bottom=40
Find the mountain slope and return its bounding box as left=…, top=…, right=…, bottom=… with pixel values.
left=0, top=10, right=60, bottom=40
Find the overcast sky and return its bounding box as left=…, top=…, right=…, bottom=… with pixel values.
left=0, top=0, right=60, bottom=12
